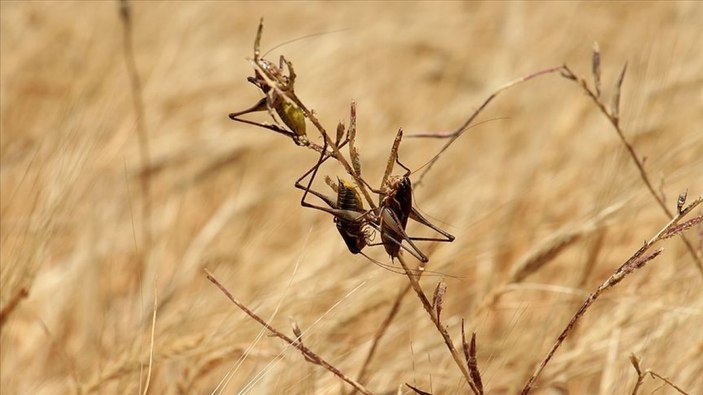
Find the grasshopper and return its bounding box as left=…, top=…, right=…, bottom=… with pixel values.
left=371, top=129, right=455, bottom=263
left=295, top=128, right=375, bottom=255
left=297, top=127, right=454, bottom=264
left=229, top=19, right=309, bottom=146
left=230, top=20, right=455, bottom=264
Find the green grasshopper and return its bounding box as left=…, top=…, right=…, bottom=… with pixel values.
left=229, top=19, right=308, bottom=146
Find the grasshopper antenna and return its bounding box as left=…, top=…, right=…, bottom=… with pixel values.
left=408, top=117, right=509, bottom=177
left=360, top=252, right=462, bottom=279
left=261, top=28, right=351, bottom=59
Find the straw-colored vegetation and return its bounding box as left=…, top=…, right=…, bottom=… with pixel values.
left=1, top=2, right=702, bottom=394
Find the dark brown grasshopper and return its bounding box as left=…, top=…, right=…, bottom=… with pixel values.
left=297, top=127, right=454, bottom=264
left=295, top=128, right=374, bottom=255
left=228, top=19, right=309, bottom=146
left=372, top=128, right=455, bottom=262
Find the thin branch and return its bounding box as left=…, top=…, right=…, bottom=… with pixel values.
left=204, top=269, right=373, bottom=395
left=119, top=0, right=152, bottom=262
left=592, top=42, right=601, bottom=98
left=630, top=354, right=690, bottom=395
left=462, top=324, right=483, bottom=395
left=141, top=280, right=158, bottom=395
left=647, top=371, right=690, bottom=395
left=412, top=66, right=564, bottom=185
left=355, top=283, right=412, bottom=388
left=630, top=354, right=645, bottom=395
left=405, top=383, right=432, bottom=395
left=396, top=254, right=480, bottom=394
left=662, top=214, right=703, bottom=239
left=610, top=62, right=628, bottom=126
left=520, top=195, right=702, bottom=394
left=560, top=65, right=703, bottom=276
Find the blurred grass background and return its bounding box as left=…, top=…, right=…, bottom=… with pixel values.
left=1, top=1, right=702, bottom=394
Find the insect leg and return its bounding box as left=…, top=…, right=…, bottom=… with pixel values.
left=229, top=97, right=267, bottom=118
left=294, top=158, right=337, bottom=209
left=406, top=207, right=455, bottom=242
left=294, top=138, right=365, bottom=221
left=394, top=156, right=453, bottom=242
left=395, top=155, right=411, bottom=176
left=229, top=96, right=297, bottom=139
left=367, top=233, right=428, bottom=263
left=280, top=55, right=297, bottom=86
left=228, top=113, right=295, bottom=139
left=295, top=136, right=336, bottom=206
left=370, top=209, right=429, bottom=263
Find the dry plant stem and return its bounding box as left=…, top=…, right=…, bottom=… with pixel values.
left=630, top=355, right=690, bottom=395
left=119, top=0, right=152, bottom=260
left=298, top=103, right=378, bottom=211
left=474, top=203, right=617, bottom=317
left=645, top=372, right=690, bottom=395
left=520, top=195, right=703, bottom=394
left=141, top=282, right=158, bottom=395
left=414, top=66, right=564, bottom=185
left=592, top=42, right=601, bottom=98
left=663, top=215, right=703, bottom=239
left=355, top=265, right=434, bottom=389
left=203, top=269, right=373, bottom=395
left=560, top=65, right=703, bottom=276
left=406, top=383, right=431, bottom=395
left=355, top=283, right=413, bottom=389
left=395, top=255, right=479, bottom=395
left=462, top=327, right=483, bottom=395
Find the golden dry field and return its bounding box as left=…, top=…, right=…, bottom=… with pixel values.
left=1, top=1, right=702, bottom=394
